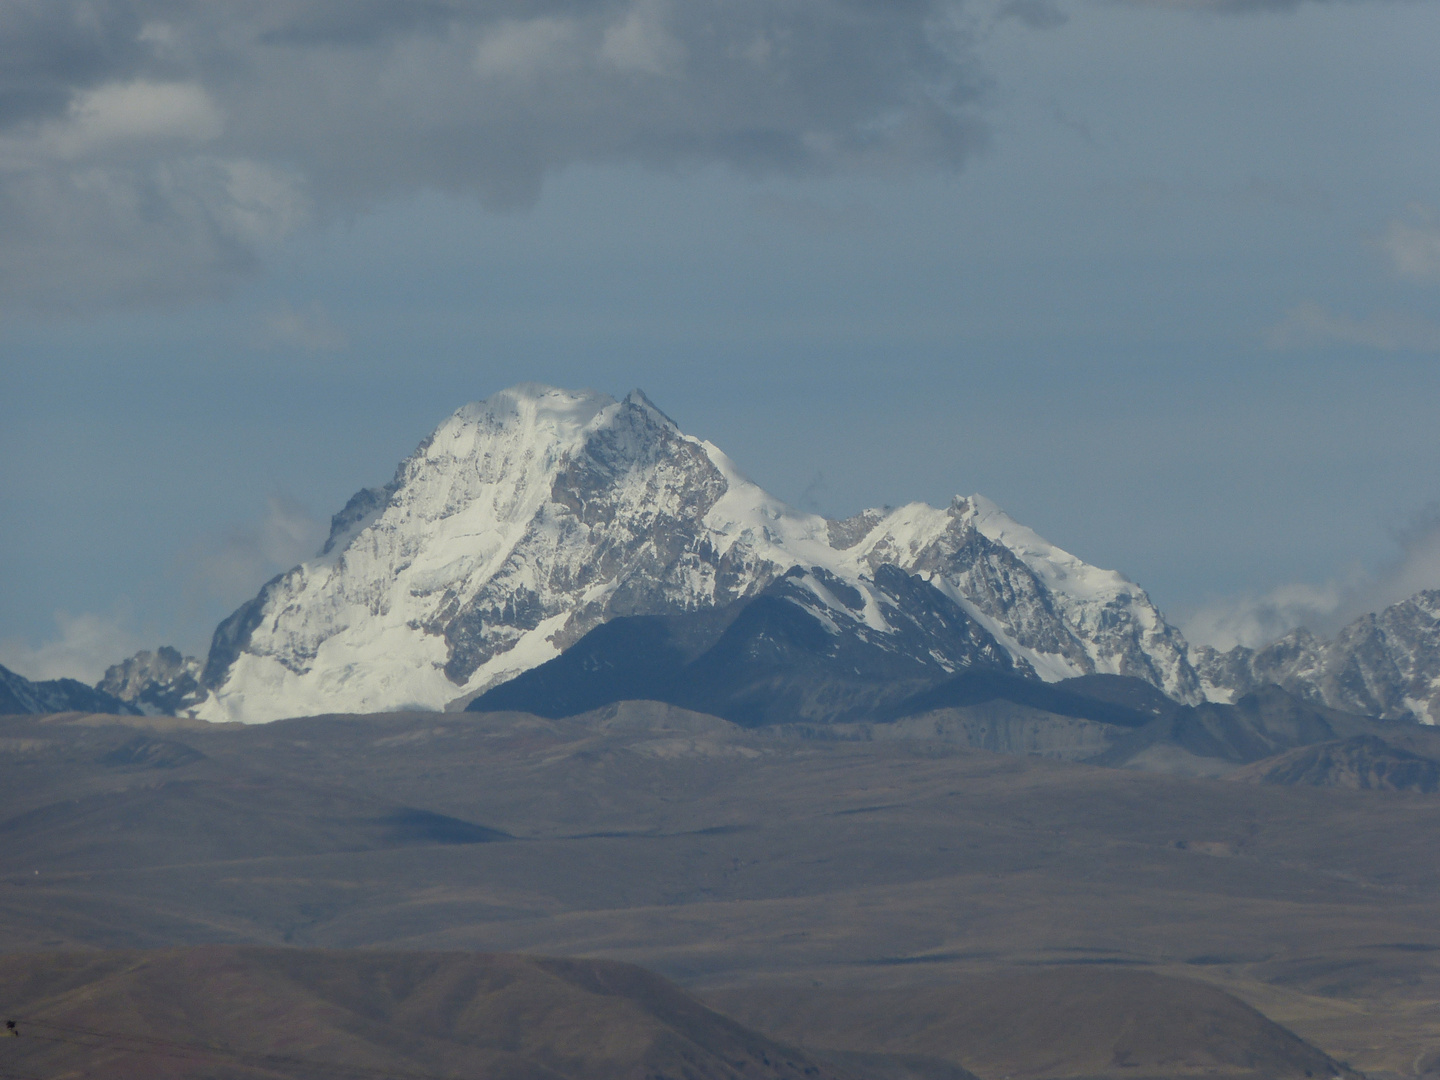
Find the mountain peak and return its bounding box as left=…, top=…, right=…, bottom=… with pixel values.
left=191, top=386, right=1207, bottom=722
left=442, top=384, right=617, bottom=443
left=621, top=387, right=677, bottom=428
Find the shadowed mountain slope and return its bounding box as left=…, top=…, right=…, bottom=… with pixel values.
left=0, top=663, right=138, bottom=716
left=1086, top=685, right=1398, bottom=772
left=0, top=946, right=849, bottom=1080
left=470, top=612, right=1424, bottom=777
left=890, top=669, right=1157, bottom=728
left=470, top=565, right=1023, bottom=727
left=702, top=968, right=1356, bottom=1080
left=1229, top=733, right=1440, bottom=792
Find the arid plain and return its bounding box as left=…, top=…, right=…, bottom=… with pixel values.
left=2, top=701, right=1439, bottom=1078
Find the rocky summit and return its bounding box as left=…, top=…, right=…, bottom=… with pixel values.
left=1193, top=590, right=1440, bottom=723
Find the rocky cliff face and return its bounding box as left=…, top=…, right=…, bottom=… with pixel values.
left=1193, top=590, right=1440, bottom=724
left=98, top=647, right=206, bottom=717
left=842, top=497, right=1201, bottom=701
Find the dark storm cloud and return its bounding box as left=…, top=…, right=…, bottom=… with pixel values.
left=0, top=2, right=154, bottom=128
left=1125, top=0, right=1380, bottom=12
left=236, top=0, right=986, bottom=204
left=0, top=0, right=989, bottom=307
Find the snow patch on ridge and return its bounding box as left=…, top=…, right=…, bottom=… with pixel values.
left=967, top=494, right=1134, bottom=603
left=923, top=572, right=1087, bottom=684
left=697, top=440, right=833, bottom=565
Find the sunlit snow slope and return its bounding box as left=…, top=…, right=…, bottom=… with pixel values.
left=197, top=385, right=1201, bottom=722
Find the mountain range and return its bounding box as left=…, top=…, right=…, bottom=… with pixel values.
left=8, top=384, right=1439, bottom=728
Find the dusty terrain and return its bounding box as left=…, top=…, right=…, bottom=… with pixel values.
left=705, top=967, right=1355, bottom=1080
left=1, top=703, right=1438, bottom=1077
left=0, top=946, right=848, bottom=1080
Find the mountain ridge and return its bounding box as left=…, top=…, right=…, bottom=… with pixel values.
left=1194, top=590, right=1440, bottom=723
left=11, top=383, right=1439, bottom=727
left=183, top=384, right=1201, bottom=723
left=0, top=663, right=138, bottom=717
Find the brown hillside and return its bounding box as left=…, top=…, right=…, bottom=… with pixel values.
left=0, top=946, right=849, bottom=1080
left=1227, top=734, right=1440, bottom=792
left=704, top=968, right=1356, bottom=1080
left=4, top=704, right=1440, bottom=1075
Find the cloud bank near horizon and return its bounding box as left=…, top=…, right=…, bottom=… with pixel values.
left=1178, top=505, right=1440, bottom=652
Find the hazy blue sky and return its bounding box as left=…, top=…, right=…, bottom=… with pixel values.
left=4, top=0, right=1440, bottom=680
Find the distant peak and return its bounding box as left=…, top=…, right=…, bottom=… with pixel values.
left=622, top=388, right=679, bottom=429
left=450, top=385, right=617, bottom=430
left=490, top=383, right=613, bottom=411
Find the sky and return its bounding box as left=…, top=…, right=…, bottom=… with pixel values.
left=3, top=0, right=1440, bottom=682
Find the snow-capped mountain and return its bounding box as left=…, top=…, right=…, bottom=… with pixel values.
left=98, top=647, right=206, bottom=717
left=0, top=663, right=138, bottom=716
left=1194, top=590, right=1440, bottom=724
left=192, top=384, right=1202, bottom=723
left=835, top=497, right=1200, bottom=701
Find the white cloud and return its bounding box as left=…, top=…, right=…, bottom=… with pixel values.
left=1182, top=504, right=1440, bottom=649
left=1181, top=582, right=1345, bottom=651
left=0, top=611, right=145, bottom=683
left=1380, top=205, right=1440, bottom=281
left=600, top=1, right=687, bottom=77
left=43, top=80, right=223, bottom=159
left=257, top=495, right=329, bottom=568
left=262, top=301, right=347, bottom=352
left=0, top=154, right=311, bottom=308
left=1266, top=300, right=1440, bottom=353
left=473, top=17, right=581, bottom=80
left=179, top=495, right=328, bottom=611
left=1377, top=505, right=1440, bottom=610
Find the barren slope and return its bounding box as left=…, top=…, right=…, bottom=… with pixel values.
left=3, top=706, right=1439, bottom=1075
left=0, top=946, right=846, bottom=1080
left=704, top=968, right=1354, bottom=1080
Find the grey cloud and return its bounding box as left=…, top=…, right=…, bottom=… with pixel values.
left=177, top=495, right=327, bottom=614
left=996, top=0, right=1069, bottom=29
left=0, top=2, right=155, bottom=129
left=1380, top=205, right=1440, bottom=281
left=1120, top=0, right=1373, bottom=13
left=233, top=0, right=987, bottom=201
left=256, top=0, right=465, bottom=47
left=0, top=0, right=988, bottom=308
left=0, top=609, right=146, bottom=683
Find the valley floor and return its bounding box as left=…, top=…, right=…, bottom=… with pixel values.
left=2, top=702, right=1438, bottom=1078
